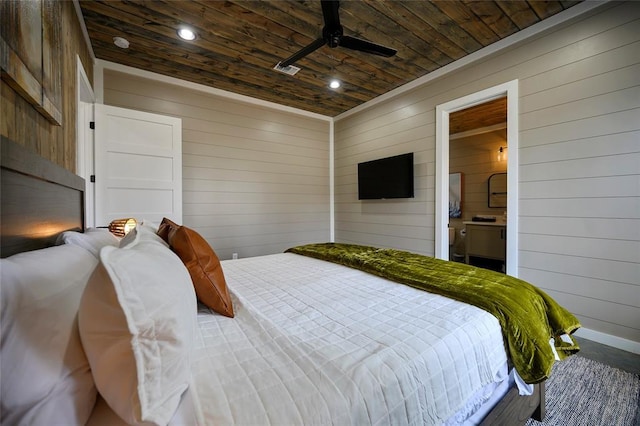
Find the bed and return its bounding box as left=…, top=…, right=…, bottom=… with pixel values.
left=1, top=137, right=580, bottom=425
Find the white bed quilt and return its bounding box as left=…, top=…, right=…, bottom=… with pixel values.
left=185, top=253, right=508, bottom=425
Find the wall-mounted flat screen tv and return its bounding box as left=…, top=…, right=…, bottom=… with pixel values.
left=358, top=153, right=414, bottom=200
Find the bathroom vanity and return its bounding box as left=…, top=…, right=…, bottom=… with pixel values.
left=464, top=221, right=506, bottom=272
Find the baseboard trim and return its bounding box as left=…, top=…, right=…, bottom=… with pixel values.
left=574, top=328, right=640, bottom=355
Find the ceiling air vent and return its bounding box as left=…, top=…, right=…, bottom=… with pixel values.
left=273, top=62, right=301, bottom=76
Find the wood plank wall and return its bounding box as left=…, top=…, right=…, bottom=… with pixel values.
left=0, top=1, right=93, bottom=173
left=334, top=2, right=640, bottom=344
left=333, top=114, right=433, bottom=254
left=103, top=70, right=330, bottom=260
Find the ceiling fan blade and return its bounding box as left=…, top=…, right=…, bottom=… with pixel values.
left=321, top=0, right=341, bottom=29
left=339, top=35, right=397, bottom=57
left=278, top=0, right=396, bottom=70
left=280, top=37, right=327, bottom=67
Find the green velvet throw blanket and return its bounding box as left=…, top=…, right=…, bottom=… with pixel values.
left=286, top=243, right=580, bottom=384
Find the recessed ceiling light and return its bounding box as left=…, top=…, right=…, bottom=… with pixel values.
left=177, top=27, right=197, bottom=41
left=329, top=79, right=341, bottom=89
left=113, top=36, right=130, bottom=49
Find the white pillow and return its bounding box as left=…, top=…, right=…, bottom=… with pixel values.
left=0, top=245, right=98, bottom=425
left=119, top=221, right=168, bottom=249
left=118, top=227, right=138, bottom=248
left=138, top=218, right=159, bottom=231
left=79, top=226, right=197, bottom=425
left=57, top=228, right=120, bottom=257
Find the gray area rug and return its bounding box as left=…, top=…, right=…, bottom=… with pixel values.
left=526, top=355, right=640, bottom=426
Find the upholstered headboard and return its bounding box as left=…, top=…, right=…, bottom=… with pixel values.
left=1, top=137, right=85, bottom=258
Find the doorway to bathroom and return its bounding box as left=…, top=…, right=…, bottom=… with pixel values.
left=449, top=98, right=507, bottom=272
left=435, top=80, right=520, bottom=277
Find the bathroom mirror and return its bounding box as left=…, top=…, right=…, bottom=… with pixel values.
left=449, top=172, right=463, bottom=218
left=488, top=172, right=507, bottom=208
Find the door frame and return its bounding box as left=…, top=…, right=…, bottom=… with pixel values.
left=76, top=55, right=95, bottom=227
left=435, top=80, right=519, bottom=276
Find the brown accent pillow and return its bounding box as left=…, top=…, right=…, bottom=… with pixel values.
left=167, top=225, right=234, bottom=318
left=156, top=217, right=179, bottom=243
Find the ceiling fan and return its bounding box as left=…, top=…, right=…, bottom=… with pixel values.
left=278, top=0, right=397, bottom=68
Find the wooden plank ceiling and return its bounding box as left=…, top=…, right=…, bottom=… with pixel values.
left=450, top=97, right=507, bottom=135
left=79, top=0, right=581, bottom=117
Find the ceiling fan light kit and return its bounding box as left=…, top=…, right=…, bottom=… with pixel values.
left=277, top=0, right=396, bottom=68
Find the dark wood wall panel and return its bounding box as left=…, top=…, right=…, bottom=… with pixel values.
left=0, top=0, right=93, bottom=173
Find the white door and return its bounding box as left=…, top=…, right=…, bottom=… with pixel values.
left=94, top=104, right=182, bottom=227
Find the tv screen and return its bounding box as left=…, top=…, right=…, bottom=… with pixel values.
left=358, top=153, right=414, bottom=200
